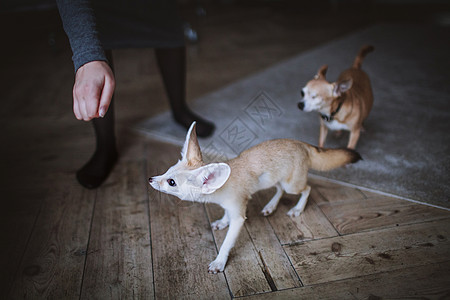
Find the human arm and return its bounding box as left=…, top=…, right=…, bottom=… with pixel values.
left=56, top=0, right=115, bottom=120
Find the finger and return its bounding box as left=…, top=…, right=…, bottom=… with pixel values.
left=79, top=97, right=90, bottom=121
left=73, top=101, right=82, bottom=120
left=98, top=75, right=115, bottom=118
left=73, top=86, right=83, bottom=120
left=74, top=81, right=91, bottom=121
left=76, top=87, right=92, bottom=121
left=85, top=85, right=101, bottom=120
left=75, top=79, right=101, bottom=121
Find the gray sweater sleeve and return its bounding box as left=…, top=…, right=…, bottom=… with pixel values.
left=56, top=0, right=107, bottom=71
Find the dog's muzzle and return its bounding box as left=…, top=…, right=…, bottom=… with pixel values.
left=298, top=102, right=305, bottom=110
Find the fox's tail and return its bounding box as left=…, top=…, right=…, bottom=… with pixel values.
left=307, top=146, right=362, bottom=172
left=353, top=45, right=374, bottom=69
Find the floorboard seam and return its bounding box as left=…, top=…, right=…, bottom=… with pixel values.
left=6, top=190, right=45, bottom=298
left=299, top=259, right=450, bottom=289
left=78, top=189, right=98, bottom=300
left=308, top=174, right=450, bottom=211
left=143, top=154, right=157, bottom=300
left=311, top=189, right=342, bottom=237
left=202, top=203, right=233, bottom=299
left=252, top=196, right=304, bottom=288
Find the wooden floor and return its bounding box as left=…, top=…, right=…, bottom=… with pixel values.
left=1, top=2, right=450, bottom=299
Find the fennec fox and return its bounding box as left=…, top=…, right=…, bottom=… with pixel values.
left=149, top=122, right=361, bottom=273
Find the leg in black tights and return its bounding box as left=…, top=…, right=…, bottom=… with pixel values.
left=155, top=47, right=215, bottom=137
left=76, top=50, right=118, bottom=189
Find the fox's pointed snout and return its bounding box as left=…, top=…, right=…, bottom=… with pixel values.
left=148, top=176, right=160, bottom=191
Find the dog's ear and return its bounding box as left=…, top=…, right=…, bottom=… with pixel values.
left=181, top=122, right=203, bottom=166
left=315, top=65, right=328, bottom=80
left=333, top=78, right=353, bottom=97
left=190, top=163, right=231, bottom=194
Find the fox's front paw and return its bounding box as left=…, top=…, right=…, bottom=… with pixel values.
left=208, top=259, right=226, bottom=274
left=211, top=219, right=229, bottom=231
left=287, top=207, right=303, bottom=217
left=261, top=205, right=276, bottom=216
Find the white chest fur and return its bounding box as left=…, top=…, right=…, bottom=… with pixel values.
left=325, top=119, right=349, bottom=131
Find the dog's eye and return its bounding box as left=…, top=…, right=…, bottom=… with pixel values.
left=167, top=179, right=176, bottom=187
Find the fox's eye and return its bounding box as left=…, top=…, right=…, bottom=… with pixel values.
left=167, top=179, right=176, bottom=187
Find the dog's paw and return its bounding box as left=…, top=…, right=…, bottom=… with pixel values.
left=261, top=205, right=276, bottom=216
left=208, top=259, right=226, bottom=274
left=287, top=208, right=303, bottom=218
left=211, top=219, right=229, bottom=231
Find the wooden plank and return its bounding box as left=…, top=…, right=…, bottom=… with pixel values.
left=260, top=188, right=338, bottom=245
left=8, top=174, right=95, bottom=299
left=116, top=131, right=147, bottom=162
left=203, top=189, right=308, bottom=297
left=310, top=177, right=450, bottom=235
left=244, top=192, right=302, bottom=290
left=308, top=177, right=366, bottom=206
left=148, top=143, right=230, bottom=300
left=239, top=261, right=450, bottom=300
left=319, top=193, right=450, bottom=234
left=205, top=203, right=272, bottom=297
left=0, top=188, right=43, bottom=298
left=283, top=218, right=450, bottom=285
left=150, top=196, right=230, bottom=299
left=81, top=160, right=154, bottom=299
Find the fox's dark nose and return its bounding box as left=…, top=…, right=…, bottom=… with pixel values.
left=298, top=102, right=305, bottom=110
left=148, top=177, right=153, bottom=183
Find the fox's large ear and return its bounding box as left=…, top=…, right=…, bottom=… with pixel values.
left=181, top=122, right=203, bottom=166
left=191, top=163, right=231, bottom=194
left=332, top=78, right=353, bottom=97
left=314, top=65, right=328, bottom=80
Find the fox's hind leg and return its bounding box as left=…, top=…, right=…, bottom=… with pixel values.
left=287, top=185, right=311, bottom=217
left=281, top=167, right=310, bottom=217
left=261, top=183, right=283, bottom=216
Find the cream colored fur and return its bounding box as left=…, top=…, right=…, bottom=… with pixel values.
left=149, top=122, right=361, bottom=273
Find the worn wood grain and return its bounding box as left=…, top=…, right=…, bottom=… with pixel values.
left=205, top=200, right=271, bottom=297
left=245, top=192, right=302, bottom=290
left=204, top=189, right=303, bottom=297
left=284, top=218, right=450, bottom=285
left=8, top=174, right=95, bottom=299
left=310, top=177, right=450, bottom=234
left=3, top=5, right=450, bottom=300
left=308, top=177, right=366, bottom=206
left=81, top=160, right=154, bottom=299
left=261, top=188, right=338, bottom=245
left=148, top=143, right=230, bottom=300
left=320, top=193, right=450, bottom=234
left=239, top=261, right=450, bottom=300
left=0, top=188, right=44, bottom=298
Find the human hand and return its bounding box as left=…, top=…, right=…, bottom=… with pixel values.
left=73, top=61, right=115, bottom=121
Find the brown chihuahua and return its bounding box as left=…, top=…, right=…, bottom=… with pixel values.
left=298, top=45, right=374, bottom=149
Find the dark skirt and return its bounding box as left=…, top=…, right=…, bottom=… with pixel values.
left=92, top=0, right=185, bottom=50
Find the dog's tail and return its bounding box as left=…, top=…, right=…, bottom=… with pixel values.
left=353, top=45, right=374, bottom=69
left=307, top=146, right=362, bottom=172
